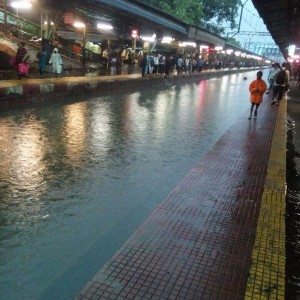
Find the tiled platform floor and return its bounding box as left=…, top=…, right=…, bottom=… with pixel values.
left=77, top=95, right=285, bottom=299
left=245, top=99, right=286, bottom=300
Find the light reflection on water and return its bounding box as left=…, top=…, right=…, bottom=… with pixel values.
left=0, top=71, right=257, bottom=299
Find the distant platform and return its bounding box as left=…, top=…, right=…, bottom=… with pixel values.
left=0, top=68, right=261, bottom=108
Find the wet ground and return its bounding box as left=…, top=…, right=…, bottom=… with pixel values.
left=0, top=70, right=260, bottom=299
left=286, top=87, right=300, bottom=299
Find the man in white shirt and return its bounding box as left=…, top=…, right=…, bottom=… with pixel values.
left=266, top=63, right=279, bottom=94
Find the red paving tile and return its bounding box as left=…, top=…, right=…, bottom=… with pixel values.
left=77, top=98, right=278, bottom=299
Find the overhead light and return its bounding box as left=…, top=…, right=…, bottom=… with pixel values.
left=11, top=1, right=32, bottom=8
left=131, top=29, right=138, bottom=38
left=97, top=23, right=113, bottom=30
left=161, top=36, right=174, bottom=44
left=141, top=36, right=155, bottom=42
left=73, top=21, right=85, bottom=29
left=179, top=42, right=196, bottom=47
left=288, top=45, right=296, bottom=56
left=226, top=49, right=233, bottom=54
left=141, top=33, right=156, bottom=42
left=234, top=51, right=241, bottom=56
left=200, top=45, right=209, bottom=51
left=44, top=21, right=54, bottom=26
left=215, top=46, right=223, bottom=51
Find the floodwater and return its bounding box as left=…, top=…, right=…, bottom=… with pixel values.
left=0, top=71, right=257, bottom=299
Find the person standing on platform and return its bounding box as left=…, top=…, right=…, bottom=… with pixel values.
left=153, top=54, right=159, bottom=75
left=296, top=64, right=300, bottom=88
left=49, top=48, right=63, bottom=77
left=248, top=71, right=267, bottom=119
left=176, top=56, right=183, bottom=74
left=266, top=63, right=279, bottom=94
left=140, top=53, right=147, bottom=76
left=36, top=47, right=47, bottom=77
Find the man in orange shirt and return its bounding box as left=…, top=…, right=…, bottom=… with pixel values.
left=248, top=71, right=267, bottom=119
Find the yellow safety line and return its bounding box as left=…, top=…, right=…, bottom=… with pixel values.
left=245, top=99, right=286, bottom=300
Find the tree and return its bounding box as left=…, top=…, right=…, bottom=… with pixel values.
left=200, top=0, right=241, bottom=29
left=226, top=37, right=241, bottom=47
left=145, top=0, right=203, bottom=25
left=141, top=0, right=241, bottom=31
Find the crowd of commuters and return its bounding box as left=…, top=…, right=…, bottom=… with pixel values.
left=11, top=40, right=63, bottom=79
left=247, top=61, right=295, bottom=119
left=10, top=40, right=266, bottom=79
left=139, top=52, right=258, bottom=77
left=265, top=62, right=292, bottom=105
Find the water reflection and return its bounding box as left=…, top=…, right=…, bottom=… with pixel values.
left=0, top=115, right=47, bottom=207
left=0, top=71, right=258, bottom=300
left=63, top=102, right=88, bottom=165
left=90, top=102, right=112, bottom=156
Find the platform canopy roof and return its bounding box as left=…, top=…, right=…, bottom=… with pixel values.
left=66, top=0, right=225, bottom=46
left=252, top=0, right=300, bottom=57
left=94, top=0, right=188, bottom=35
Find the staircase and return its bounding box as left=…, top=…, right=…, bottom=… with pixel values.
left=0, top=9, right=107, bottom=76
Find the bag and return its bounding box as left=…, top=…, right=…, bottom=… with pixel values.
left=18, top=63, right=29, bottom=76
left=275, top=70, right=287, bottom=85
left=285, top=82, right=290, bottom=92
left=10, top=57, right=16, bottom=65
left=150, top=57, right=154, bottom=66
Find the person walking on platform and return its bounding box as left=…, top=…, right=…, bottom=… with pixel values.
left=282, top=62, right=291, bottom=99
left=14, top=42, right=30, bottom=79
left=49, top=48, right=63, bottom=77
left=296, top=64, right=300, bottom=88
left=248, top=71, right=267, bottom=119
left=36, top=47, right=47, bottom=77
left=271, top=65, right=287, bottom=106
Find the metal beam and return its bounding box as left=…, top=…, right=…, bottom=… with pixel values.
left=227, top=31, right=271, bottom=36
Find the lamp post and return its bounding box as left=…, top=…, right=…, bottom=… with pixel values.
left=131, top=29, right=138, bottom=61
left=97, top=23, right=113, bottom=70
left=3, top=0, right=7, bottom=35
left=74, top=21, right=86, bottom=76
left=238, top=0, right=249, bottom=33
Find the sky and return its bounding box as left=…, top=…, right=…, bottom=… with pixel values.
left=228, top=0, right=276, bottom=48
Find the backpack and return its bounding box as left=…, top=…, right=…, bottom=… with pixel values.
left=275, top=70, right=287, bottom=85
left=150, top=56, right=154, bottom=66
